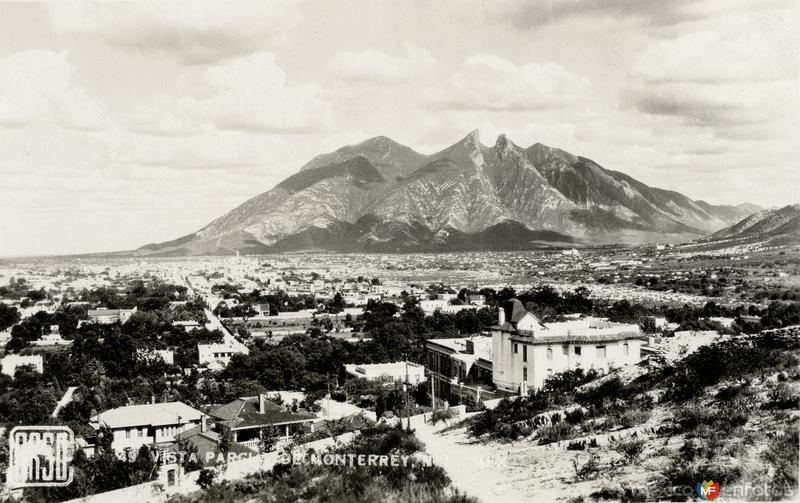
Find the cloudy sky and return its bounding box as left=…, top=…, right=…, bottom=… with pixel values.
left=0, top=0, right=797, bottom=256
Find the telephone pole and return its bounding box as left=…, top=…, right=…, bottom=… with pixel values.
left=403, top=356, right=411, bottom=431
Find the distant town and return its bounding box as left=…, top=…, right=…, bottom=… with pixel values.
left=1, top=241, right=798, bottom=501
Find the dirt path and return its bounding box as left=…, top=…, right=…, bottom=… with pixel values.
left=412, top=416, right=551, bottom=503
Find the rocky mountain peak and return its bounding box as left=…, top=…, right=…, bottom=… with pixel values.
left=435, top=129, right=485, bottom=167
left=494, top=133, right=517, bottom=161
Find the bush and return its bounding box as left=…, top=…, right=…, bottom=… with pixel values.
left=573, top=453, right=602, bottom=481
left=567, top=440, right=586, bottom=451
left=618, top=408, right=651, bottom=429
left=761, top=427, right=799, bottom=499
left=197, top=468, right=217, bottom=489
left=614, top=438, right=645, bottom=462
left=565, top=408, right=586, bottom=424
left=537, top=421, right=573, bottom=445
left=430, top=408, right=457, bottom=426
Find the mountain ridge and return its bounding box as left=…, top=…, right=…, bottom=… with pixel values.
left=135, top=131, right=763, bottom=256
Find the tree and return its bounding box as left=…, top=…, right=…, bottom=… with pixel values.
left=218, top=427, right=234, bottom=466
left=329, top=292, right=346, bottom=314
left=0, top=303, right=20, bottom=332
left=258, top=429, right=277, bottom=455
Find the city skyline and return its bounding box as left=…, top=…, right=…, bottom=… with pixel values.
left=0, top=0, right=798, bottom=256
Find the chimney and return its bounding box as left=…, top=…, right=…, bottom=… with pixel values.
left=259, top=393, right=266, bottom=414
left=498, top=306, right=506, bottom=326
left=200, top=415, right=208, bottom=433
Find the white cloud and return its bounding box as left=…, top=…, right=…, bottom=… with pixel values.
left=429, top=55, right=592, bottom=111
left=0, top=50, right=71, bottom=126
left=0, top=50, right=110, bottom=131
left=46, top=0, right=303, bottom=64
left=330, top=42, right=436, bottom=83
left=180, top=52, right=329, bottom=133
left=626, top=10, right=799, bottom=136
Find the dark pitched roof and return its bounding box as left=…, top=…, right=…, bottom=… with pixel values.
left=503, top=299, right=526, bottom=324
left=209, top=396, right=314, bottom=430
left=501, top=299, right=546, bottom=330
left=234, top=410, right=316, bottom=429
left=208, top=399, right=249, bottom=421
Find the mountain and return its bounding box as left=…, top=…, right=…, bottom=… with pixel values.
left=708, top=204, right=800, bottom=245
left=136, top=131, right=761, bottom=255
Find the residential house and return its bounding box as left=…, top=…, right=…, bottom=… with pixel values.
left=90, top=401, right=205, bottom=455
left=198, top=334, right=249, bottom=367
left=209, top=394, right=316, bottom=450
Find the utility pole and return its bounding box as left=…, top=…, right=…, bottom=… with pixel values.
left=430, top=373, right=436, bottom=412
left=403, top=356, right=411, bottom=431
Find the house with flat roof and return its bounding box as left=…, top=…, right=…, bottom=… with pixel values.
left=87, top=306, right=138, bottom=324
left=426, top=336, right=495, bottom=406
left=492, top=299, right=644, bottom=394
left=344, top=361, right=426, bottom=385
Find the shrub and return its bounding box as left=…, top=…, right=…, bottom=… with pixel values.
left=618, top=408, right=651, bottom=429
left=565, top=408, right=586, bottom=424
left=566, top=440, right=586, bottom=451
left=197, top=468, right=217, bottom=490
left=537, top=421, right=573, bottom=445
left=430, top=408, right=457, bottom=426
left=576, top=378, right=627, bottom=407
left=761, top=427, right=799, bottom=499
left=573, top=453, right=602, bottom=481
left=764, top=383, right=800, bottom=410
left=614, top=438, right=645, bottom=462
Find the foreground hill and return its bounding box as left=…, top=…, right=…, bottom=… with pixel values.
left=137, top=131, right=759, bottom=255
left=424, top=327, right=800, bottom=502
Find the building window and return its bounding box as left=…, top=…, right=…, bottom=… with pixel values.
left=547, top=368, right=553, bottom=377
left=596, top=346, right=606, bottom=359
left=562, top=345, right=568, bottom=356
left=126, top=429, right=131, bottom=439
left=522, top=367, right=527, bottom=381
left=513, top=344, right=518, bottom=354
left=574, top=346, right=582, bottom=356
left=546, top=347, right=552, bottom=361
left=623, top=343, right=629, bottom=356
left=523, top=345, right=528, bottom=362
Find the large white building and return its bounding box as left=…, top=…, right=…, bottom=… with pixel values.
left=492, top=299, right=644, bottom=393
